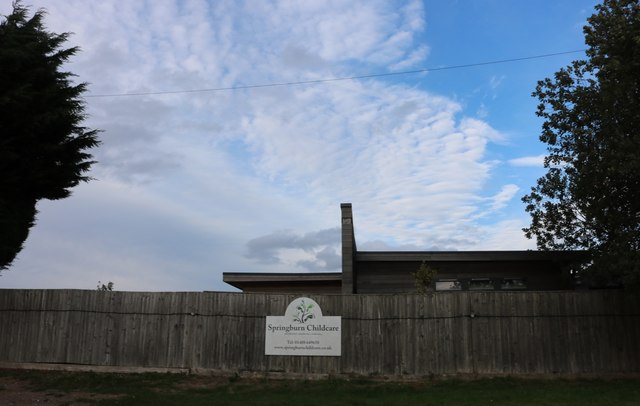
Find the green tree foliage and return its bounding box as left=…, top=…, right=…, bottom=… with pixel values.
left=0, top=2, right=100, bottom=270
left=412, top=261, right=437, bottom=294
left=96, top=281, right=114, bottom=291
left=522, top=0, right=640, bottom=287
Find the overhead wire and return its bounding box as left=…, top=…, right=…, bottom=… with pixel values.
left=85, top=49, right=587, bottom=98
left=3, top=307, right=637, bottom=320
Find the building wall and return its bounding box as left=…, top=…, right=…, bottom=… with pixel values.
left=356, top=260, right=572, bottom=294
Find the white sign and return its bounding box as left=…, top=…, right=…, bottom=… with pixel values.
left=265, top=297, right=341, bottom=356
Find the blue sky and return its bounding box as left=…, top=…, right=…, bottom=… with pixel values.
left=1, top=0, right=600, bottom=291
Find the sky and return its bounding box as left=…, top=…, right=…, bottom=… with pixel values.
left=1, top=0, right=601, bottom=291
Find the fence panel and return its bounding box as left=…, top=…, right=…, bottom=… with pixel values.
left=0, top=289, right=638, bottom=376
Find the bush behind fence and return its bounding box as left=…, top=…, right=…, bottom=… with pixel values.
left=0, top=289, right=638, bottom=376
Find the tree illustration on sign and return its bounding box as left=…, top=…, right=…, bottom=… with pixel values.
left=293, top=299, right=315, bottom=323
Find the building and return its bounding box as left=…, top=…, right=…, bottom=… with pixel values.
left=223, top=203, right=583, bottom=293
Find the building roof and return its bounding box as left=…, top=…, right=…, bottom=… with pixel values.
left=223, top=272, right=342, bottom=291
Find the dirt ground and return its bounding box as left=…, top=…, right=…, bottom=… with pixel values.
left=0, top=376, right=121, bottom=405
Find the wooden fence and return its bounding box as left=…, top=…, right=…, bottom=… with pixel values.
left=0, top=289, right=639, bottom=377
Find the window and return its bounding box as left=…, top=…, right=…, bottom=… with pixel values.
left=469, top=278, right=494, bottom=290
left=435, top=279, right=462, bottom=291
left=501, top=278, right=527, bottom=290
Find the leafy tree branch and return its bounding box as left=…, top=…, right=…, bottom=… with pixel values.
left=523, top=0, right=640, bottom=287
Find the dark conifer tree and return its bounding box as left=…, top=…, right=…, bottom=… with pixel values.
left=0, top=2, right=100, bottom=270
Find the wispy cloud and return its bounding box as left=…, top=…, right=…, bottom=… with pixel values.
left=489, top=184, right=520, bottom=211
left=246, top=228, right=340, bottom=271
left=508, top=155, right=546, bottom=167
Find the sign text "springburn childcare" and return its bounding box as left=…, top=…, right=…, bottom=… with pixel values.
left=265, top=297, right=341, bottom=356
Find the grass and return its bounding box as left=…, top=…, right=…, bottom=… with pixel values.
left=1, top=369, right=639, bottom=405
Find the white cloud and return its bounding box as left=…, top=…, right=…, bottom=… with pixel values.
left=401, top=0, right=426, bottom=31
left=245, top=228, right=340, bottom=269
left=509, top=155, right=546, bottom=167
left=489, top=75, right=505, bottom=92
left=489, top=184, right=520, bottom=211
left=390, top=45, right=430, bottom=71
left=473, top=219, right=536, bottom=251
